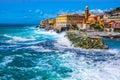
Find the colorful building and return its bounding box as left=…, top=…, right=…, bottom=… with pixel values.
left=56, top=14, right=84, bottom=28
left=40, top=19, right=49, bottom=26
left=56, top=6, right=104, bottom=31
left=84, top=6, right=104, bottom=26
left=40, top=19, right=56, bottom=28
left=40, top=6, right=120, bottom=32
left=48, top=19, right=56, bottom=25
left=107, top=20, right=120, bottom=31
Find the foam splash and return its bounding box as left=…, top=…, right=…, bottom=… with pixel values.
left=107, top=49, right=120, bottom=54
left=58, top=51, right=120, bottom=80
left=23, top=40, right=46, bottom=45
left=3, top=34, right=35, bottom=42
left=54, top=32, right=73, bottom=49
left=34, top=29, right=58, bottom=36
left=25, top=46, right=56, bottom=53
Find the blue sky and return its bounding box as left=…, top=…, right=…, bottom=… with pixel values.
left=0, top=0, right=120, bottom=24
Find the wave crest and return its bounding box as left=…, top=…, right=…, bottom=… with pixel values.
left=3, top=34, right=35, bottom=42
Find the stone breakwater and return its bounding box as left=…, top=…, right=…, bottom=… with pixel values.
left=66, top=30, right=108, bottom=49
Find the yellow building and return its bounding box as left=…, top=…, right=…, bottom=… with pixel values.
left=40, top=21, right=44, bottom=26
left=56, top=14, right=84, bottom=28
left=40, top=19, right=56, bottom=28
left=48, top=19, right=56, bottom=25
left=87, top=14, right=97, bottom=24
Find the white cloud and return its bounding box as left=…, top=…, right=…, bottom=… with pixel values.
left=41, top=9, right=84, bottom=19
left=28, top=9, right=43, bottom=14
left=57, top=10, right=69, bottom=14
left=90, top=9, right=104, bottom=14
left=40, top=9, right=106, bottom=20
left=43, top=14, right=56, bottom=19
left=57, top=9, right=84, bottom=15
left=57, top=9, right=105, bottom=15
left=72, top=10, right=84, bottom=14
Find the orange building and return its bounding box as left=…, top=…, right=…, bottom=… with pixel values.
left=84, top=6, right=104, bottom=25
left=40, top=19, right=56, bottom=26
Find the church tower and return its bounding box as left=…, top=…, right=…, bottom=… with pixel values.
left=85, top=6, right=89, bottom=21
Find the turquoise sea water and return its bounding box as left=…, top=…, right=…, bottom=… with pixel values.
left=0, top=25, right=120, bottom=80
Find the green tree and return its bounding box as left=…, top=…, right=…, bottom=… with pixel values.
left=90, top=24, right=103, bottom=31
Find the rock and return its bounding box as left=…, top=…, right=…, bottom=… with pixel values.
left=66, top=31, right=108, bottom=49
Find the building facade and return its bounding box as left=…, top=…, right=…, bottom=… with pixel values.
left=56, top=14, right=85, bottom=28
left=40, top=19, right=56, bottom=28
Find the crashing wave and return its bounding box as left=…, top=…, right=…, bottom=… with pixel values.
left=58, top=51, right=120, bottom=80
left=3, top=34, right=35, bottom=42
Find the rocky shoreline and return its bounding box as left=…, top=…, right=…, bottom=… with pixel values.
left=66, top=30, right=108, bottom=49
left=36, top=26, right=109, bottom=49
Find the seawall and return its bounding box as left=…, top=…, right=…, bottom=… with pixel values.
left=66, top=30, right=108, bottom=49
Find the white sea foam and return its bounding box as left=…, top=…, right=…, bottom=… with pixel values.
left=107, top=49, right=120, bottom=54
left=3, top=34, right=35, bottom=42
left=1, top=28, right=120, bottom=80
left=24, top=46, right=56, bottom=53
left=34, top=29, right=58, bottom=36
left=5, top=40, right=13, bottom=43
left=23, top=40, right=46, bottom=45
left=58, top=51, right=120, bottom=80
left=54, top=32, right=73, bottom=49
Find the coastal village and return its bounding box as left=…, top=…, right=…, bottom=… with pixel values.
left=38, top=6, right=120, bottom=49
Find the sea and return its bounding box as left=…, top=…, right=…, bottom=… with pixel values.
left=0, top=24, right=120, bottom=80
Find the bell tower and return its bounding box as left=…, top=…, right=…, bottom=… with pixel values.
left=85, top=6, right=89, bottom=21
